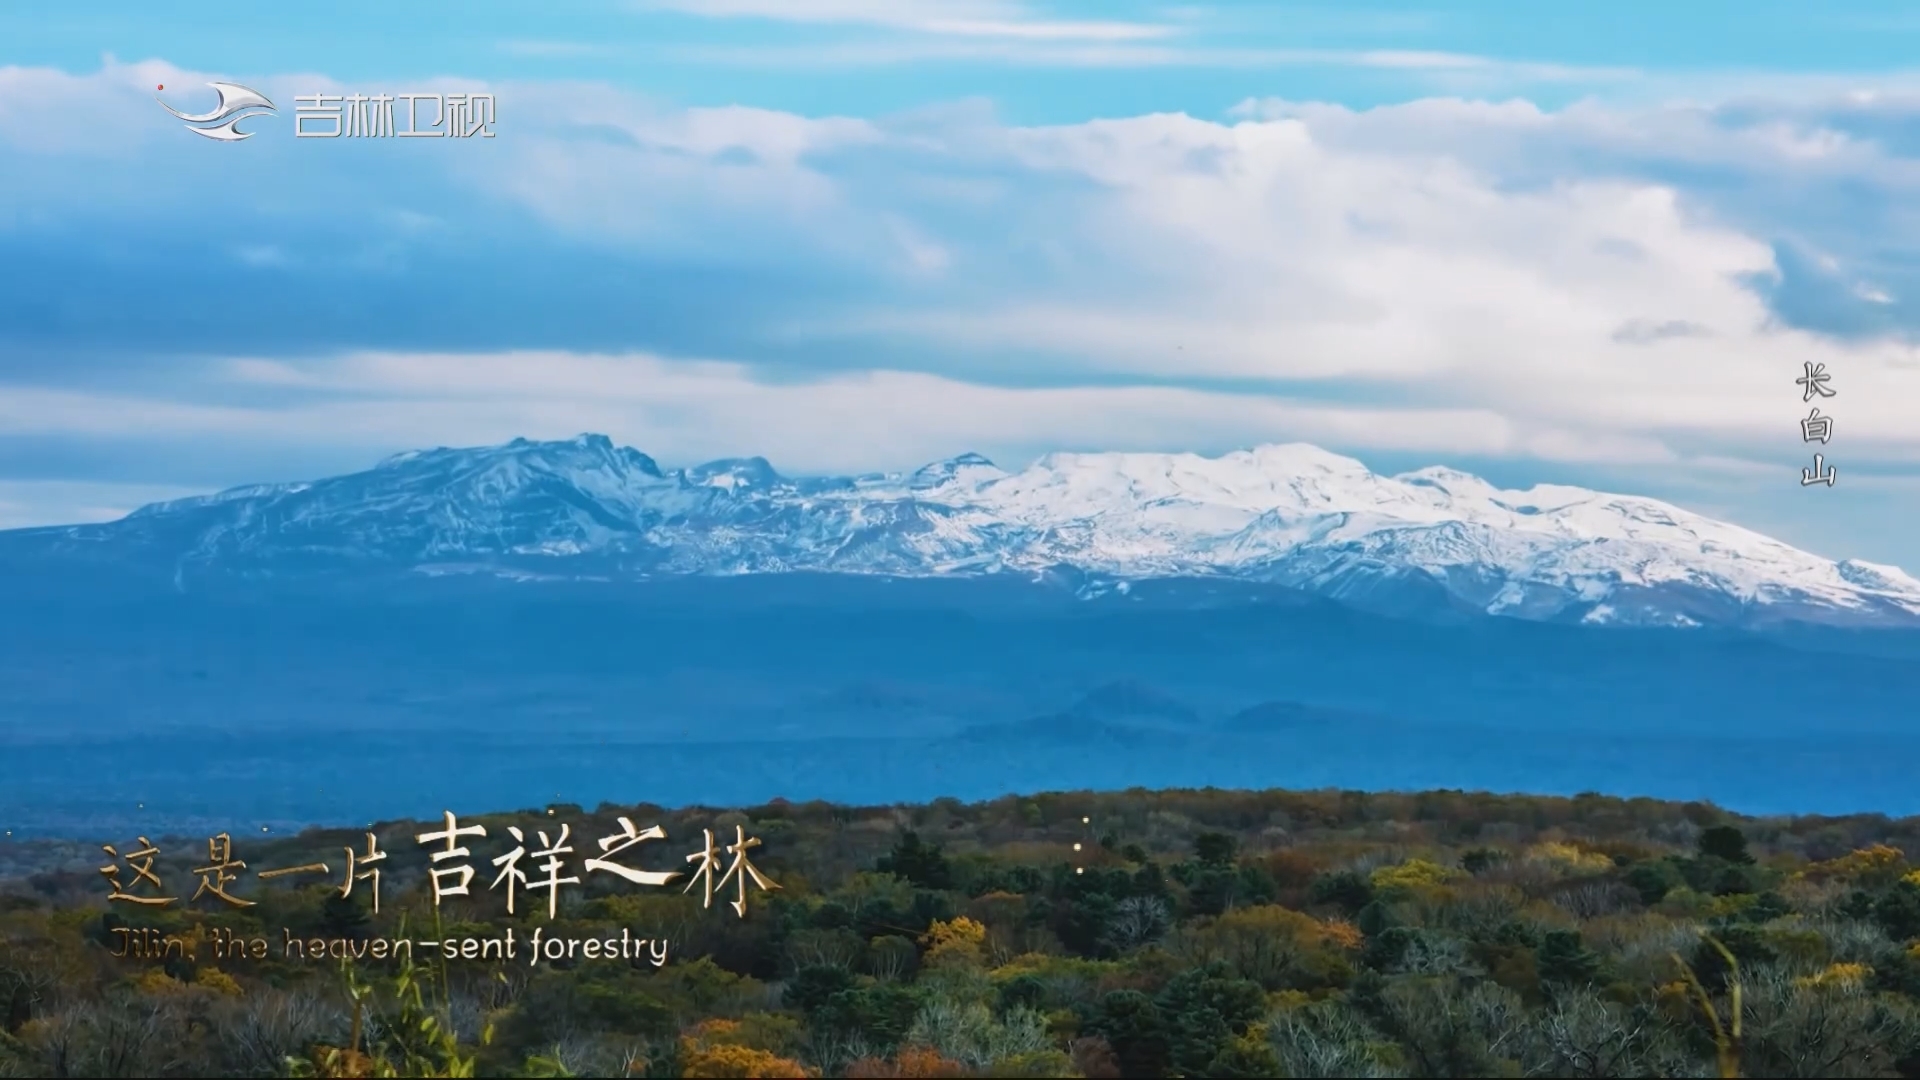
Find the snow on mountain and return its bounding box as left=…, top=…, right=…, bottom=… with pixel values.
left=20, top=433, right=1920, bottom=628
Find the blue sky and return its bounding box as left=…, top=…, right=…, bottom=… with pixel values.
left=2, top=0, right=1920, bottom=570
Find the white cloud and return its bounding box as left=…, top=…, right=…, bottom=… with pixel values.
left=232, top=244, right=290, bottom=267
left=0, top=480, right=206, bottom=528
left=0, top=351, right=1554, bottom=476
left=882, top=213, right=952, bottom=273
left=9, top=65, right=1920, bottom=477
left=467, top=85, right=880, bottom=252
left=0, top=60, right=184, bottom=153
left=637, top=0, right=1174, bottom=41
left=754, top=105, right=1920, bottom=462
left=496, top=40, right=617, bottom=58
left=634, top=1, right=1633, bottom=77
left=667, top=39, right=1639, bottom=76
left=5, top=63, right=1920, bottom=563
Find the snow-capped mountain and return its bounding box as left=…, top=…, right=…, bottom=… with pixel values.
left=12, top=433, right=1920, bottom=629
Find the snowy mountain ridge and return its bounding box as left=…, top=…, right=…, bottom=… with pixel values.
left=27, top=434, right=1920, bottom=629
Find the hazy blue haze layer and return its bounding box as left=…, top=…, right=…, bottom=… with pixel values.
left=4, top=574, right=1916, bottom=838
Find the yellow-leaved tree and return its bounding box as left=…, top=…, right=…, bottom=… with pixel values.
left=680, top=1042, right=818, bottom=1078
left=1370, top=858, right=1460, bottom=894
left=1801, top=844, right=1905, bottom=886
left=679, top=1019, right=817, bottom=1078
left=921, top=916, right=989, bottom=969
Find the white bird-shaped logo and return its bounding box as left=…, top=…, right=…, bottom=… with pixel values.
left=156, top=81, right=277, bottom=141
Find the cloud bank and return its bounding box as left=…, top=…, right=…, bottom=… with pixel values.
left=2, top=61, right=1919, bottom=564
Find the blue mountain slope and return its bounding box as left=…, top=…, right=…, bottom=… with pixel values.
left=5, top=433, right=1918, bottom=629
left=4, top=437, right=1919, bottom=835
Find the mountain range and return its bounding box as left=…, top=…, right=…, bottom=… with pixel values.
left=6, top=433, right=1916, bottom=630
left=8, top=435, right=1920, bottom=833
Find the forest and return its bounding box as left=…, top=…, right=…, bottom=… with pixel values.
left=7, top=786, right=1920, bottom=1077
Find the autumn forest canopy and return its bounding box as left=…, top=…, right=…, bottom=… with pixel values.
left=9, top=787, right=1920, bottom=1077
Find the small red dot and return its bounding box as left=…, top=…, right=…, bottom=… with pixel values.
left=157, top=84, right=164, bottom=90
